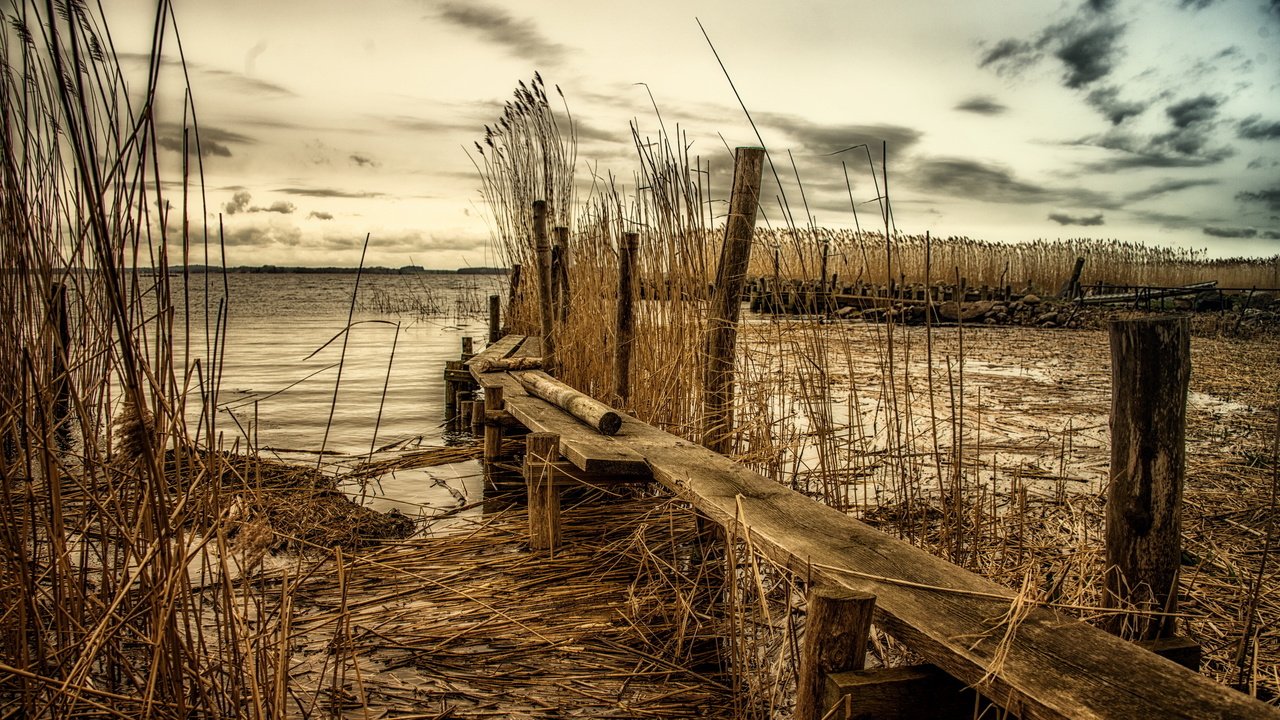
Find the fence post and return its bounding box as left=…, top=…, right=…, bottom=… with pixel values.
left=488, top=294, right=500, bottom=344
left=701, top=146, right=765, bottom=454
left=523, top=432, right=561, bottom=551
left=614, top=232, right=638, bottom=405
left=484, top=386, right=505, bottom=464
left=533, top=201, right=555, bottom=373
left=796, top=587, right=876, bottom=720
left=1104, top=316, right=1189, bottom=640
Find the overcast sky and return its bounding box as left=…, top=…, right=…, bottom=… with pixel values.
left=104, top=0, right=1280, bottom=268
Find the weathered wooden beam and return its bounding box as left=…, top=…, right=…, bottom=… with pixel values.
left=796, top=587, right=876, bottom=720
left=1135, top=636, right=1202, bottom=671
left=533, top=201, right=555, bottom=372
left=483, top=386, right=507, bottom=465
left=516, top=370, right=623, bottom=436
left=702, top=146, right=765, bottom=454
left=614, top=231, right=638, bottom=405
left=523, top=432, right=561, bottom=551
left=823, top=664, right=974, bottom=720
left=1105, top=316, right=1189, bottom=640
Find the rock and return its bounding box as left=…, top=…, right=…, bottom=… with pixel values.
left=938, top=300, right=994, bottom=322
left=1022, top=293, right=1042, bottom=306
left=1037, top=312, right=1060, bottom=325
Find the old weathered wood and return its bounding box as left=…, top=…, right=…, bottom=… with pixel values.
left=443, top=359, right=462, bottom=425
left=467, top=334, right=523, bottom=370
left=484, top=386, right=505, bottom=462
left=553, top=226, right=571, bottom=326
left=470, top=399, right=486, bottom=434
left=796, top=587, right=876, bottom=720
left=1135, top=636, right=1202, bottom=671
left=702, top=146, right=765, bottom=454
left=1059, top=256, right=1086, bottom=299
left=523, top=432, right=561, bottom=551
left=1105, top=315, right=1190, bottom=640
left=488, top=294, right=501, bottom=344
left=516, top=370, right=623, bottom=435
left=614, top=231, right=638, bottom=405
left=533, top=201, right=555, bottom=372
left=461, top=336, right=474, bottom=360
left=823, top=665, right=974, bottom=720
left=504, top=263, right=521, bottom=334
left=470, top=356, right=542, bottom=374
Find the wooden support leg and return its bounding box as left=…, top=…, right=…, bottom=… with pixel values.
left=470, top=399, right=485, bottom=435
left=523, top=432, right=561, bottom=552
left=823, top=664, right=976, bottom=720
left=484, top=387, right=505, bottom=463
left=454, top=389, right=469, bottom=432
left=796, top=586, right=876, bottom=720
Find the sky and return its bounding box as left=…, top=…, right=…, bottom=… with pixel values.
left=99, top=0, right=1280, bottom=268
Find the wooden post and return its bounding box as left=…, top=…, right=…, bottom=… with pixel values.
left=488, top=294, right=501, bottom=344
left=796, top=587, right=877, bottom=720
left=554, top=226, right=571, bottom=326
left=461, top=336, right=474, bottom=360
left=533, top=201, right=555, bottom=372
left=459, top=400, right=474, bottom=433
left=701, top=146, right=765, bottom=454
left=48, top=283, right=71, bottom=447
left=1059, top=256, right=1086, bottom=299
left=443, top=360, right=461, bottom=428
left=1104, top=316, right=1189, bottom=640
left=523, top=432, right=561, bottom=551
left=483, top=386, right=505, bottom=462
left=454, top=389, right=469, bottom=432
left=470, top=398, right=485, bottom=435
left=614, top=232, right=638, bottom=405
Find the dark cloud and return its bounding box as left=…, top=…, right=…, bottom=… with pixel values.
left=156, top=123, right=255, bottom=158
left=1236, top=186, right=1280, bottom=212
left=435, top=1, right=565, bottom=66
left=1049, top=211, right=1105, bottom=225
left=350, top=153, right=379, bottom=168
left=201, top=69, right=294, bottom=97
left=1054, top=22, right=1126, bottom=89
left=913, top=158, right=1046, bottom=204
left=977, top=39, right=1040, bottom=75
left=1179, top=0, right=1217, bottom=9
left=221, top=224, right=303, bottom=247
left=1203, top=225, right=1254, bottom=237
left=753, top=112, right=923, bottom=154
left=276, top=187, right=387, bottom=199
left=1238, top=116, right=1280, bottom=141
left=1166, top=95, right=1219, bottom=128
left=157, top=134, right=232, bottom=158
left=1087, top=0, right=1118, bottom=11
left=954, top=96, right=1007, bottom=116
left=224, top=191, right=251, bottom=215
left=1124, top=178, right=1216, bottom=203
left=257, top=201, right=296, bottom=215
left=308, top=211, right=334, bottom=220
left=1085, top=86, right=1145, bottom=125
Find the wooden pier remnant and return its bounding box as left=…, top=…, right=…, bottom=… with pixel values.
left=488, top=294, right=501, bottom=344
left=701, top=146, right=765, bottom=454
left=795, top=587, right=875, bottom=720
left=1104, top=315, right=1191, bottom=640
left=517, top=371, right=623, bottom=435
left=523, top=431, right=562, bottom=551
left=614, top=231, right=638, bottom=405
left=534, top=201, right=555, bottom=372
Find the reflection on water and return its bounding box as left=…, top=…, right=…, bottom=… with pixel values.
left=161, top=272, right=505, bottom=517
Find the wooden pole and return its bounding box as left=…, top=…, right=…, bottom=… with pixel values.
left=554, top=226, right=571, bottom=327
left=614, top=232, right=638, bottom=405
left=1060, top=256, right=1086, bottom=299
left=504, top=264, right=521, bottom=335
left=443, top=360, right=461, bottom=428
left=488, top=294, right=500, bottom=344
left=461, top=336, right=474, bottom=360
left=523, top=432, right=561, bottom=551
left=470, top=398, right=485, bottom=435
left=516, top=371, right=622, bottom=435
left=796, top=586, right=877, bottom=720
left=1104, top=316, right=1189, bottom=640
left=533, top=201, right=555, bottom=372
left=701, top=146, right=765, bottom=454
left=483, top=386, right=505, bottom=463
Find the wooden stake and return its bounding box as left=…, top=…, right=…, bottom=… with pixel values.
left=484, top=386, right=505, bottom=462
left=471, top=399, right=486, bottom=435
left=504, top=264, right=521, bottom=335
left=523, top=432, right=561, bottom=551
left=614, top=232, right=638, bottom=405
left=488, top=294, right=500, bottom=344
left=796, top=586, right=876, bottom=720
left=701, top=146, right=765, bottom=454
left=1104, top=316, right=1189, bottom=639
left=461, top=336, right=474, bottom=360
left=533, top=201, right=555, bottom=372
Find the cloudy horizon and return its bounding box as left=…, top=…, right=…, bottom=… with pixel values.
left=100, top=0, right=1280, bottom=268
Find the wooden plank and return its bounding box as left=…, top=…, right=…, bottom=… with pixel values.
left=505, top=394, right=647, bottom=476
left=824, top=664, right=974, bottom=720
left=613, top=417, right=1276, bottom=720
left=466, top=334, right=523, bottom=370
left=512, top=335, right=542, bottom=359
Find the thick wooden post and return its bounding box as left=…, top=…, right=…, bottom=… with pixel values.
left=1060, top=256, right=1086, bottom=299
left=461, top=336, right=474, bottom=360
left=701, top=146, right=765, bottom=454
left=523, top=432, right=561, bottom=551
left=470, top=398, right=485, bottom=435
left=553, top=226, right=571, bottom=327
left=796, top=587, right=876, bottom=720
left=484, top=386, right=505, bottom=463
left=504, top=264, right=521, bottom=335
left=614, top=232, right=638, bottom=405
left=533, top=201, right=555, bottom=372
left=488, top=294, right=500, bottom=344
left=1104, top=316, right=1189, bottom=639
left=443, top=360, right=461, bottom=428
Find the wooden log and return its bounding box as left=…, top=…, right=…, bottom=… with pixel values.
left=516, top=370, right=622, bottom=436
left=488, top=294, right=500, bottom=344
left=796, top=587, right=876, bottom=720
left=614, top=231, right=638, bottom=405
left=484, top=386, right=506, bottom=462
left=533, top=201, right=555, bottom=372
left=823, top=665, right=974, bottom=720
left=523, top=432, right=561, bottom=551
left=701, top=146, right=765, bottom=454
left=1105, top=315, right=1190, bottom=640
left=470, top=356, right=542, bottom=373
